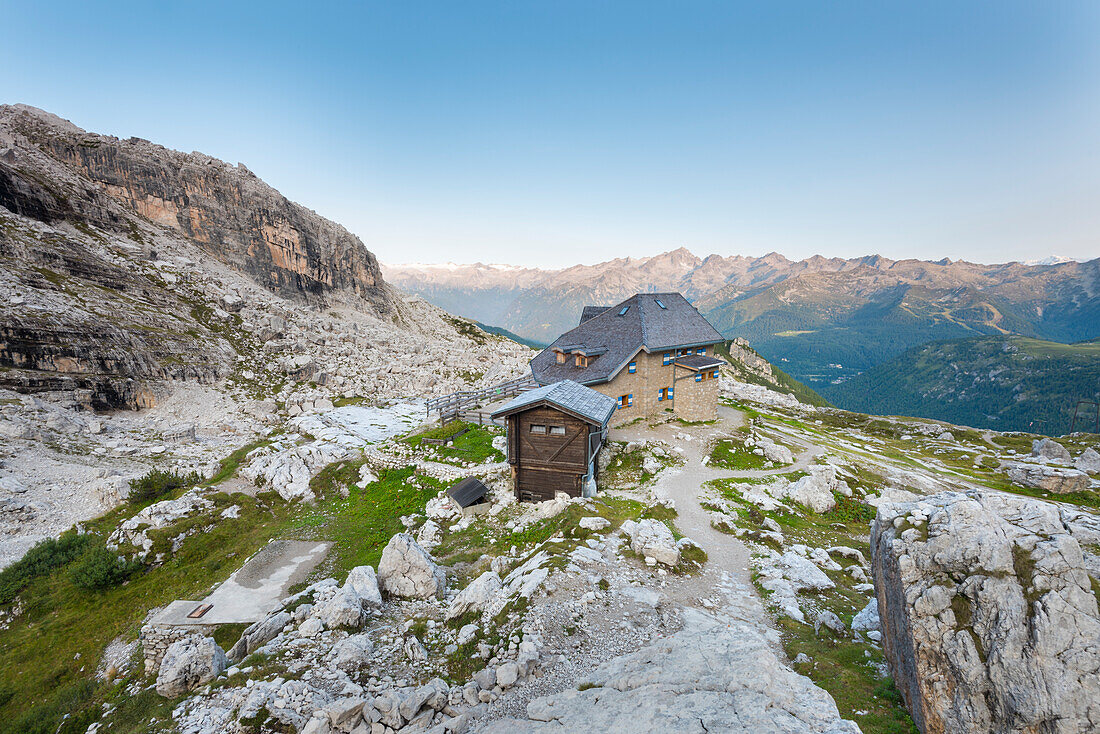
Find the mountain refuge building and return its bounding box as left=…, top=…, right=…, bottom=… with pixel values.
left=529, top=293, right=725, bottom=423
left=491, top=380, right=616, bottom=503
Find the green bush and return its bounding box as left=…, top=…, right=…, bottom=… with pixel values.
left=127, top=469, right=201, bottom=505
left=68, top=546, right=139, bottom=591
left=0, top=530, right=91, bottom=605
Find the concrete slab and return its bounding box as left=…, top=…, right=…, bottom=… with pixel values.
left=151, top=539, right=330, bottom=626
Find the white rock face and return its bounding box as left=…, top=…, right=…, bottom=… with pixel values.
left=110, top=490, right=213, bottom=555
left=620, top=519, right=680, bottom=566
left=1032, top=437, right=1072, bottom=463
left=1075, top=447, right=1100, bottom=474
left=481, top=608, right=858, bottom=733
left=227, top=611, right=290, bottom=662
left=870, top=490, right=1100, bottom=734
left=446, top=570, right=502, bottom=621
left=377, top=533, right=446, bottom=599
left=1005, top=462, right=1090, bottom=494
left=155, top=635, right=228, bottom=698
left=241, top=441, right=348, bottom=501
left=851, top=599, right=880, bottom=634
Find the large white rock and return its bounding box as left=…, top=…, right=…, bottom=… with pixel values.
left=227, top=611, right=291, bottom=662
left=155, top=635, right=228, bottom=698
left=621, top=519, right=680, bottom=566
left=850, top=599, right=880, bottom=633
left=480, top=609, right=859, bottom=733
left=446, top=570, right=502, bottom=621
left=377, top=533, right=446, bottom=599
left=1075, top=447, right=1100, bottom=474
left=1032, top=437, right=1072, bottom=463
left=785, top=466, right=843, bottom=513
left=871, top=490, right=1100, bottom=734
left=344, top=565, right=383, bottom=608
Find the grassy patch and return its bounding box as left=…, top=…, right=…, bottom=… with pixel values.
left=709, top=438, right=771, bottom=470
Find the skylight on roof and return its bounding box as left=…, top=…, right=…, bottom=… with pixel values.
left=618, top=306, right=629, bottom=316
left=655, top=298, right=666, bottom=309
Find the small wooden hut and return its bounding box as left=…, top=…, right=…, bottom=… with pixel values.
left=491, top=380, right=616, bottom=502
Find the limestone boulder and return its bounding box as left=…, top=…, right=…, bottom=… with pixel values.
left=377, top=533, right=447, bottom=599
left=227, top=610, right=290, bottom=662
left=155, top=634, right=228, bottom=698
left=446, top=570, right=502, bottom=621
left=1075, top=447, right=1100, bottom=474
left=1032, top=437, right=1072, bottom=463
left=870, top=490, right=1100, bottom=734
left=344, top=565, right=383, bottom=608
left=621, top=519, right=680, bottom=566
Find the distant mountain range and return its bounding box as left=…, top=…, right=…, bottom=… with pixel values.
left=384, top=249, right=1100, bottom=430
left=829, top=335, right=1100, bottom=434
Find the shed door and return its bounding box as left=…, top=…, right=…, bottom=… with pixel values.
left=516, top=468, right=578, bottom=503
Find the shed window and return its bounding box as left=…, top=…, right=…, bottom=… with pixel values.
left=696, top=348, right=706, bottom=355
left=549, top=425, right=566, bottom=436
left=655, top=298, right=666, bottom=309
left=618, top=394, right=633, bottom=408
left=556, top=352, right=566, bottom=364
left=618, top=306, right=630, bottom=316
left=663, top=353, right=672, bottom=366
left=628, top=361, right=637, bottom=374
left=575, top=354, right=588, bottom=368
left=658, top=386, right=673, bottom=401
left=530, top=424, right=547, bottom=434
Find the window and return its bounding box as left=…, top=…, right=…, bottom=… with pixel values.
left=618, top=394, right=633, bottom=409
left=695, top=369, right=720, bottom=382
left=530, top=424, right=547, bottom=434
left=657, top=388, right=664, bottom=401
left=696, top=348, right=706, bottom=355
left=655, top=298, right=666, bottom=309
left=712, top=368, right=719, bottom=379
left=574, top=354, right=588, bottom=368
left=695, top=373, right=702, bottom=382
left=628, top=361, right=637, bottom=374
left=618, top=306, right=629, bottom=316
left=663, top=352, right=672, bottom=366
left=549, top=425, right=566, bottom=436
left=658, top=386, right=673, bottom=401
left=556, top=352, right=566, bottom=364
left=668, top=386, right=674, bottom=399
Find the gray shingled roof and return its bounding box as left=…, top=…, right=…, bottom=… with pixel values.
left=531, top=293, right=724, bottom=386
left=447, top=477, right=488, bottom=507
left=491, top=379, right=616, bottom=426
left=580, top=306, right=611, bottom=324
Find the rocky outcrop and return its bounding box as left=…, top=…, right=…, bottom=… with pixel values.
left=620, top=518, right=680, bottom=566
left=480, top=608, right=860, bottom=733
left=870, top=490, right=1100, bottom=734
left=377, top=533, right=446, bottom=599
left=1076, top=447, right=1100, bottom=474
left=1004, top=462, right=1090, bottom=494
left=0, top=104, right=393, bottom=312
left=445, top=570, right=502, bottom=621
left=155, top=634, right=228, bottom=698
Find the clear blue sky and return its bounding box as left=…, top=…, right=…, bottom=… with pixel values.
left=3, top=2, right=1098, bottom=267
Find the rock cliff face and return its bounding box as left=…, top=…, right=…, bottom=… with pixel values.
left=0, top=104, right=396, bottom=408
left=0, top=104, right=392, bottom=310
left=870, top=490, right=1100, bottom=734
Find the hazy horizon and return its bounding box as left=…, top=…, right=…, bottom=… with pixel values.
left=4, top=2, right=1099, bottom=269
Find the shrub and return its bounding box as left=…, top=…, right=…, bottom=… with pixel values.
left=128, top=468, right=201, bottom=505
left=0, top=530, right=91, bottom=605
left=68, top=545, right=139, bottom=591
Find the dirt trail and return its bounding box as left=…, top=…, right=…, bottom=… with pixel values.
left=610, top=405, right=823, bottom=622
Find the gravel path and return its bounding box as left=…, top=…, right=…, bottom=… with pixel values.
left=612, top=406, right=824, bottom=613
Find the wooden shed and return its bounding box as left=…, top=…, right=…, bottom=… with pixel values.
left=491, top=380, right=617, bottom=503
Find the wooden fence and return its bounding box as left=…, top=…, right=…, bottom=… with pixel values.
left=426, top=374, right=538, bottom=422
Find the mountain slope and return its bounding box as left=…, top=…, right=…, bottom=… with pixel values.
left=827, top=335, right=1100, bottom=433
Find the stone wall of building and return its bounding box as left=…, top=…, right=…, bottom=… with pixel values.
left=589, top=347, right=718, bottom=425
left=140, top=623, right=216, bottom=674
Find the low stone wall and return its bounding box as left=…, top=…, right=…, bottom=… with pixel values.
left=140, top=623, right=215, bottom=674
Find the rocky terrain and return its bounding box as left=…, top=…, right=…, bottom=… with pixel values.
left=383, top=249, right=1100, bottom=420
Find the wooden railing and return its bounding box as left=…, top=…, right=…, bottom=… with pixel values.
left=426, top=373, right=538, bottom=422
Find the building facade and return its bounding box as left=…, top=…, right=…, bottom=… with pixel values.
left=529, top=293, right=725, bottom=424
